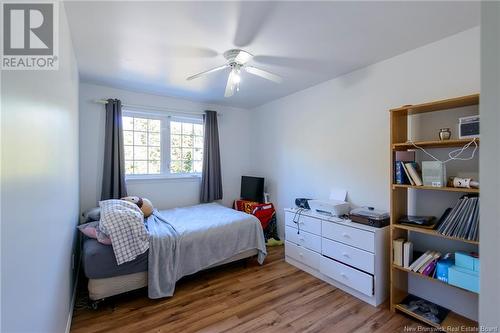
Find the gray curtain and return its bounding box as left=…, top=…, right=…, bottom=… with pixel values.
left=200, top=110, right=223, bottom=203
left=101, top=99, right=128, bottom=200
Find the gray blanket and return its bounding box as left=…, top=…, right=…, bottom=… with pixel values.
left=146, top=203, right=267, bottom=298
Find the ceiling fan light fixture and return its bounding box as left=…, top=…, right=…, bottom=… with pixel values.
left=232, top=69, right=241, bottom=84
left=186, top=48, right=283, bottom=97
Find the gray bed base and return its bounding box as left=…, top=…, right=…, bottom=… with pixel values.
left=87, top=249, right=258, bottom=308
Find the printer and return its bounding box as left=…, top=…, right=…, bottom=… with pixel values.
left=308, top=199, right=350, bottom=217
left=307, top=188, right=350, bottom=217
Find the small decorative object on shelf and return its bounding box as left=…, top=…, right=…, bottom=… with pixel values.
left=439, top=128, right=452, bottom=141
left=448, top=176, right=479, bottom=189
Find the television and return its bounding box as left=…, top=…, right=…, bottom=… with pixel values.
left=240, top=176, right=265, bottom=203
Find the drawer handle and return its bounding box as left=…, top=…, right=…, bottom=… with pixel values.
left=342, top=232, right=350, bottom=238
left=299, top=237, right=305, bottom=242
left=340, top=272, right=348, bottom=279
left=342, top=252, right=350, bottom=258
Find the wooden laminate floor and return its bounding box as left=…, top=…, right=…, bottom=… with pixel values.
left=71, top=246, right=420, bottom=333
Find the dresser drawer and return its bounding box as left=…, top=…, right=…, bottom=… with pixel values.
left=320, top=256, right=373, bottom=296
left=285, top=226, right=321, bottom=253
left=322, top=238, right=374, bottom=274
left=285, top=212, right=322, bottom=235
left=322, top=221, right=374, bottom=252
left=285, top=241, right=321, bottom=270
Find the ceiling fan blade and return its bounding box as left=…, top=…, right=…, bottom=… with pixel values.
left=224, top=70, right=236, bottom=97
left=234, top=2, right=276, bottom=47
left=245, top=66, right=282, bottom=83
left=186, top=64, right=228, bottom=81
left=234, top=50, right=253, bottom=64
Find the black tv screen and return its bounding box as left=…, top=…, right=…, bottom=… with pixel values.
left=241, top=176, right=264, bottom=203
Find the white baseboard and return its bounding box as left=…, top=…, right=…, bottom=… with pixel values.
left=65, top=264, right=80, bottom=333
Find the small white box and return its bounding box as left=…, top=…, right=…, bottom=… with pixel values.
left=459, top=115, right=480, bottom=139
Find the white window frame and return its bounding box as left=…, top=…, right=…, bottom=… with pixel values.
left=122, top=108, right=204, bottom=181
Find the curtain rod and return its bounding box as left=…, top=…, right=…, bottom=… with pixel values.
left=93, top=99, right=221, bottom=117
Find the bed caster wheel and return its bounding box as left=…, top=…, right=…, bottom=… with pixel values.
left=89, top=300, right=101, bottom=310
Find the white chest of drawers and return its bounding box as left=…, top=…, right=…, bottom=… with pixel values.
left=284, top=208, right=389, bottom=307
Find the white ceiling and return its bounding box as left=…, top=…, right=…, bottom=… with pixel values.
left=64, top=1, right=479, bottom=109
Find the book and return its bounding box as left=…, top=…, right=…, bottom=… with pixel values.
left=437, top=195, right=480, bottom=241
left=393, top=238, right=405, bottom=266
left=421, top=259, right=438, bottom=276
left=394, top=151, right=415, bottom=185
left=434, top=207, right=452, bottom=230
left=409, top=250, right=431, bottom=271
left=413, top=251, right=437, bottom=272
left=395, top=151, right=416, bottom=162
left=399, top=294, right=450, bottom=324
left=417, top=252, right=441, bottom=273
left=402, top=163, right=415, bottom=186
left=463, top=198, right=478, bottom=239
left=404, top=162, right=423, bottom=186
left=395, top=161, right=410, bottom=184
left=403, top=241, right=413, bottom=268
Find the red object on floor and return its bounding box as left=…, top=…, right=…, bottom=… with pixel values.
left=233, top=200, right=275, bottom=230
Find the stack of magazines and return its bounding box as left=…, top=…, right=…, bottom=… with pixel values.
left=436, top=195, right=479, bottom=241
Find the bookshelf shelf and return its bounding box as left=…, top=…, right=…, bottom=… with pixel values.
left=392, top=265, right=478, bottom=295
left=394, top=303, right=478, bottom=331
left=389, top=94, right=480, bottom=331
left=389, top=94, right=479, bottom=115
left=392, top=184, right=480, bottom=193
left=392, top=224, right=479, bottom=245
left=392, top=138, right=479, bottom=151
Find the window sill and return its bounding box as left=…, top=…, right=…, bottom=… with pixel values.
left=126, top=174, right=202, bottom=184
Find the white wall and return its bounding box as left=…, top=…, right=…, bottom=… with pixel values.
left=250, top=27, right=479, bottom=235
left=479, top=2, right=500, bottom=329
left=79, top=83, right=252, bottom=212
left=249, top=27, right=480, bottom=319
left=0, top=4, right=80, bottom=333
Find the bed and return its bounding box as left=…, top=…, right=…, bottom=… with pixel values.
left=82, top=203, right=266, bottom=305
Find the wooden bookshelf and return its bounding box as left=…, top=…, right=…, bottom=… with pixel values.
left=392, top=184, right=479, bottom=193
left=393, top=138, right=479, bottom=151
left=389, top=94, right=479, bottom=332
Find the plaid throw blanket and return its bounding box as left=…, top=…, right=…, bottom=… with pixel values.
left=99, top=200, right=149, bottom=265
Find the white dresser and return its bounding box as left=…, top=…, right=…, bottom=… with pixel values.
left=284, top=208, right=389, bottom=306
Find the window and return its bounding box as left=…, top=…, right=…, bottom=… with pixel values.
left=122, top=110, right=203, bottom=178
left=170, top=120, right=204, bottom=174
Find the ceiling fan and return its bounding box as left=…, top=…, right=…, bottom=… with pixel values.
left=186, top=49, right=283, bottom=97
